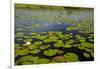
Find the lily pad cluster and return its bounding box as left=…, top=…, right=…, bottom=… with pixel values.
left=15, top=4, right=94, bottom=65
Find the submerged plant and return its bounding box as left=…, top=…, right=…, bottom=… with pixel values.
left=43, top=49, right=57, bottom=56
left=64, top=53, right=79, bottom=62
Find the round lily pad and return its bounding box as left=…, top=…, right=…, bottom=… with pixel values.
left=83, top=53, right=90, bottom=58
left=43, top=49, right=57, bottom=56
left=51, top=56, right=65, bottom=63
left=64, top=53, right=79, bottom=62
left=31, top=49, right=41, bottom=54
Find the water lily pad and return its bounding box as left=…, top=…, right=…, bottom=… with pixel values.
left=15, top=56, right=39, bottom=65
left=39, top=45, right=49, bottom=50
left=23, top=39, right=32, bottom=42
left=83, top=53, right=90, bottom=58
left=66, top=26, right=76, bottom=31
left=51, top=56, right=65, bottom=63
left=64, top=53, right=79, bottom=62
left=54, top=40, right=64, bottom=47
left=63, top=43, right=72, bottom=48
left=31, top=49, right=41, bottom=54
left=33, top=58, right=49, bottom=64
left=15, top=49, right=29, bottom=56
left=21, top=62, right=33, bottom=65
left=34, top=41, right=42, bottom=45
left=27, top=44, right=38, bottom=49
left=91, top=52, right=94, bottom=57
left=43, top=49, right=57, bottom=56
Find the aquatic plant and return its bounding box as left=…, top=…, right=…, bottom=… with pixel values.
left=39, top=45, right=49, bottom=50
left=44, top=23, right=49, bottom=27
left=51, top=56, right=65, bottom=63
left=24, top=36, right=31, bottom=39
left=83, top=53, right=90, bottom=58
left=33, top=58, right=49, bottom=64
left=16, top=38, right=23, bottom=41
left=54, top=40, right=64, bottom=47
left=64, top=53, right=79, bottom=62
left=23, top=39, right=32, bottom=42
left=16, top=28, right=24, bottom=31
left=91, top=52, right=94, bottom=57
left=36, top=35, right=48, bottom=40
left=26, top=44, right=38, bottom=49
left=66, top=26, right=76, bottom=31
left=31, top=49, right=41, bottom=54
left=21, top=62, right=33, bottom=65
left=43, top=35, right=58, bottom=43
left=34, top=41, right=42, bottom=45
left=32, top=23, right=40, bottom=28
left=15, top=56, right=39, bottom=65
left=81, top=42, right=94, bottom=49
left=29, top=32, right=38, bottom=35
left=63, top=43, right=72, bottom=48
left=56, top=49, right=64, bottom=54
left=15, top=32, right=24, bottom=37
left=15, top=49, right=29, bottom=56
left=79, top=37, right=86, bottom=42
left=43, top=49, right=57, bottom=56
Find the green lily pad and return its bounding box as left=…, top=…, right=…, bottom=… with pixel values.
left=15, top=49, right=29, bottom=56
left=51, top=56, right=65, bottom=63
left=83, top=53, right=90, bottom=58
left=31, top=49, right=41, bottom=54
left=91, top=52, right=94, bottom=57
left=54, top=40, right=64, bottom=47
left=39, top=45, right=49, bottom=50
left=23, top=39, right=32, bottom=42
left=33, top=58, right=49, bottom=64
left=34, top=41, right=42, bottom=45
left=43, top=49, right=57, bottom=56
left=64, top=53, right=79, bottom=62
left=63, top=43, right=72, bottom=48
left=66, top=27, right=76, bottom=31
left=15, top=56, right=39, bottom=65
left=21, top=62, right=33, bottom=65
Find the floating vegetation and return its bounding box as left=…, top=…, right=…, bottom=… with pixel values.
left=64, top=53, right=80, bottom=62
left=39, top=45, right=49, bottom=50
left=51, top=56, right=65, bottom=63
left=34, top=41, right=42, bottom=45
left=66, top=26, right=76, bottom=31
left=31, top=49, right=41, bottom=54
left=15, top=4, right=94, bottom=65
left=15, top=49, right=29, bottom=56
left=83, top=53, right=90, bottom=58
left=23, top=39, right=32, bottom=43
left=54, top=40, right=64, bottom=47
left=43, top=49, right=57, bottom=56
